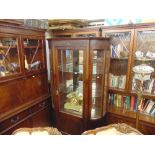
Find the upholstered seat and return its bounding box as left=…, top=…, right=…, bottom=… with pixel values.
left=12, top=127, right=62, bottom=135
left=82, top=123, right=142, bottom=135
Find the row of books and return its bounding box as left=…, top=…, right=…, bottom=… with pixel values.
left=140, top=99, right=155, bottom=115
left=108, top=93, right=138, bottom=111
left=109, top=74, right=126, bottom=89
left=109, top=93, right=155, bottom=116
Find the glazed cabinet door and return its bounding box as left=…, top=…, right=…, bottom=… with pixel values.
left=132, top=28, right=155, bottom=126
left=103, top=30, right=138, bottom=118
left=89, top=39, right=110, bottom=120
left=22, top=36, right=46, bottom=75
left=104, top=30, right=133, bottom=91
left=0, top=33, right=22, bottom=81
left=53, top=40, right=88, bottom=118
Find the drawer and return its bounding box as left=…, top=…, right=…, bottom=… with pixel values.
left=30, top=100, right=49, bottom=114
left=0, top=108, right=30, bottom=133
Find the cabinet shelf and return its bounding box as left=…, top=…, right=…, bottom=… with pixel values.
left=108, top=105, right=136, bottom=119
left=24, top=45, right=42, bottom=49
left=135, top=57, right=155, bottom=61
left=111, top=57, right=128, bottom=60
left=58, top=64, right=103, bottom=75
left=0, top=45, right=17, bottom=49
left=139, top=113, right=155, bottom=124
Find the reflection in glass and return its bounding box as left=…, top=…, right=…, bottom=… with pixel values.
left=24, top=39, right=43, bottom=71
left=91, top=50, right=104, bottom=119
left=57, top=49, right=83, bottom=116
left=0, top=37, right=20, bottom=77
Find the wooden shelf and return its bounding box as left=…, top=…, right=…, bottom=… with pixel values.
left=24, top=45, right=42, bottom=49
left=139, top=113, right=155, bottom=124
left=0, top=45, right=17, bottom=49
left=108, top=105, right=136, bottom=119
left=111, top=57, right=128, bottom=60
left=108, top=87, right=128, bottom=95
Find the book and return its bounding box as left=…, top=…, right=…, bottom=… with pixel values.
left=142, top=100, right=150, bottom=112
left=118, top=75, right=126, bottom=89
left=134, top=97, right=138, bottom=111
left=144, top=100, right=155, bottom=114
left=130, top=96, right=135, bottom=111
left=122, top=95, right=126, bottom=109
left=150, top=107, right=155, bottom=115
left=124, top=96, right=130, bottom=110
left=149, top=103, right=155, bottom=114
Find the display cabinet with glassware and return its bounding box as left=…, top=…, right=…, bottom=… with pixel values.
left=0, top=22, right=51, bottom=135
left=131, top=26, right=155, bottom=134
left=103, top=24, right=155, bottom=134
left=49, top=38, right=110, bottom=134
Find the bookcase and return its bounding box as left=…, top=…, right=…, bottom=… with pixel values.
left=102, top=24, right=155, bottom=134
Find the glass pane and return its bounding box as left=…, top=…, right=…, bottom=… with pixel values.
left=91, top=50, right=104, bottom=119
left=57, top=49, right=83, bottom=116
left=106, top=32, right=131, bottom=90
left=24, top=38, right=44, bottom=72
left=0, top=37, right=20, bottom=77
left=132, top=31, right=155, bottom=95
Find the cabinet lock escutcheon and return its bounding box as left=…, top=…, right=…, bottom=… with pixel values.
left=56, top=90, right=59, bottom=95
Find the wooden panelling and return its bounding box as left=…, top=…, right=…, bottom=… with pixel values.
left=0, top=79, right=25, bottom=116
left=57, top=113, right=83, bottom=135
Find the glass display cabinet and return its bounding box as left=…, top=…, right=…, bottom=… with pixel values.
left=132, top=28, right=155, bottom=125
left=22, top=37, right=45, bottom=74
left=0, top=34, right=21, bottom=78
left=49, top=38, right=110, bottom=134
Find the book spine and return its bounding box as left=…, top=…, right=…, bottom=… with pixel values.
left=130, top=96, right=135, bottom=111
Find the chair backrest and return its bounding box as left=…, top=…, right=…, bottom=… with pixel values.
left=82, top=123, right=143, bottom=135
left=12, top=127, right=62, bottom=135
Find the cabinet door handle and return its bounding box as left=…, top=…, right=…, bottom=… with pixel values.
left=11, top=116, right=20, bottom=124
left=56, top=90, right=59, bottom=95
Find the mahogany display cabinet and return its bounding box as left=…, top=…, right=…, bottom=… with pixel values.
left=48, top=38, right=110, bottom=134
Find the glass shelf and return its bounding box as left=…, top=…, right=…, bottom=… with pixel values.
left=58, top=64, right=103, bottom=75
